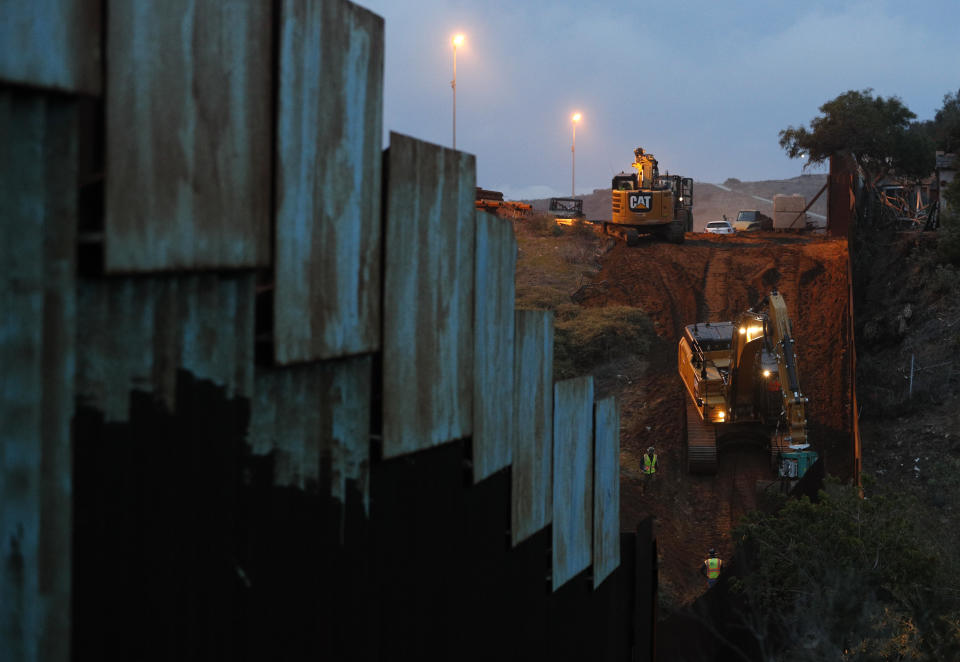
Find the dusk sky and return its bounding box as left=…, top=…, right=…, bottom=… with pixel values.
left=358, top=0, right=959, bottom=200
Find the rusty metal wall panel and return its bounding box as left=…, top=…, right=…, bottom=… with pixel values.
left=0, top=0, right=102, bottom=94
left=382, top=133, right=476, bottom=457
left=248, top=357, right=371, bottom=509
left=828, top=153, right=856, bottom=238
left=0, top=90, right=76, bottom=661
left=552, top=376, right=594, bottom=591
left=77, top=274, right=255, bottom=422
left=104, top=0, right=271, bottom=272
left=592, top=396, right=620, bottom=587
left=177, top=274, right=256, bottom=400
left=76, top=279, right=156, bottom=421
left=472, top=213, right=517, bottom=482
left=274, top=0, right=384, bottom=363
left=511, top=310, right=554, bottom=546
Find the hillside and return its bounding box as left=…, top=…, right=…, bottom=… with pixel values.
left=510, top=192, right=960, bottom=634
left=524, top=174, right=828, bottom=232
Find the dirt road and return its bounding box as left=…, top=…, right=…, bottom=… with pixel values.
left=581, top=232, right=852, bottom=608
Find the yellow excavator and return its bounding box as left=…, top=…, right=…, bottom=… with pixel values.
left=677, top=291, right=817, bottom=477
left=606, top=147, right=693, bottom=245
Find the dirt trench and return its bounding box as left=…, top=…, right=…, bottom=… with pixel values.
left=582, top=232, right=853, bottom=608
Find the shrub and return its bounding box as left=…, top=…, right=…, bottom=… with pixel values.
left=515, top=285, right=570, bottom=310
left=558, top=242, right=594, bottom=265
left=937, top=210, right=960, bottom=264
left=569, top=219, right=596, bottom=238
left=732, top=479, right=960, bottom=660
left=930, top=263, right=960, bottom=294
left=526, top=212, right=557, bottom=237
left=553, top=305, right=656, bottom=379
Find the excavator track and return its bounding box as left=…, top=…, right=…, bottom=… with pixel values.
left=686, top=402, right=718, bottom=474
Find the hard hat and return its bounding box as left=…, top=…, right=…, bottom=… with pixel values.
left=648, top=446, right=655, bottom=454
left=708, top=548, right=716, bottom=556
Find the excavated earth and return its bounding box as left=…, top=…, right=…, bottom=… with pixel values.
left=578, top=231, right=853, bottom=609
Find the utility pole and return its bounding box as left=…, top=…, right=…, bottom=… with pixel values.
left=452, top=34, right=464, bottom=150
left=571, top=112, right=581, bottom=196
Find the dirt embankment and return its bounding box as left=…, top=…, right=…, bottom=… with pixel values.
left=578, top=232, right=852, bottom=608
left=853, top=233, right=960, bottom=543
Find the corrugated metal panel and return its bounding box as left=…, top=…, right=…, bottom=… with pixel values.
left=0, top=0, right=102, bottom=94
left=828, top=154, right=856, bottom=238
left=592, top=396, right=620, bottom=587
left=274, top=0, right=384, bottom=363
left=104, top=0, right=271, bottom=272
left=511, top=310, right=554, bottom=546
left=472, top=213, right=517, bottom=482
left=0, top=90, right=76, bottom=661
left=248, top=357, right=371, bottom=511
left=552, top=376, right=594, bottom=590
left=77, top=274, right=255, bottom=422
left=382, top=133, right=476, bottom=457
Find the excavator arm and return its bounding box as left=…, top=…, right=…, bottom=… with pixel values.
left=767, top=292, right=808, bottom=448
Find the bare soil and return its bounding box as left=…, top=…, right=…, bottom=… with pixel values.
left=569, top=231, right=852, bottom=610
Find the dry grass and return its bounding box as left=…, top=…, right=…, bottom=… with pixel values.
left=512, top=217, right=657, bottom=381
left=553, top=305, right=656, bottom=380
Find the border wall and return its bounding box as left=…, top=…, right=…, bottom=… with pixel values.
left=0, top=1, right=655, bottom=660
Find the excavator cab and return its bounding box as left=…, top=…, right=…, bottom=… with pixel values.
left=612, top=173, right=638, bottom=191
left=680, top=177, right=693, bottom=209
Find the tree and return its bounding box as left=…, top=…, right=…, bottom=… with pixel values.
left=779, top=89, right=934, bottom=183
left=933, top=89, right=960, bottom=154
left=730, top=479, right=960, bottom=660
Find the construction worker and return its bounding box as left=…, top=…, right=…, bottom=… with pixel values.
left=640, top=446, right=657, bottom=494
left=701, top=549, right=723, bottom=587
left=642, top=446, right=658, bottom=475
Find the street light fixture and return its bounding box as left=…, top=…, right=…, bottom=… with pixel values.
left=571, top=112, right=582, bottom=196
left=452, top=34, right=465, bottom=150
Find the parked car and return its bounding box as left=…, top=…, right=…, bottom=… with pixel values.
left=733, top=210, right=773, bottom=231
left=704, top=220, right=735, bottom=235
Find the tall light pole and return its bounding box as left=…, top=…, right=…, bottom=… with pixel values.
left=452, top=34, right=464, bottom=150
left=571, top=112, right=581, bottom=196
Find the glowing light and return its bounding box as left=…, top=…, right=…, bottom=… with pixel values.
left=572, top=112, right=581, bottom=122
left=763, top=370, right=771, bottom=378
left=738, top=327, right=746, bottom=335
left=452, top=34, right=464, bottom=46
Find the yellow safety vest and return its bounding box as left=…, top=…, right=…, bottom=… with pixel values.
left=705, top=557, right=721, bottom=579
left=643, top=453, right=657, bottom=474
